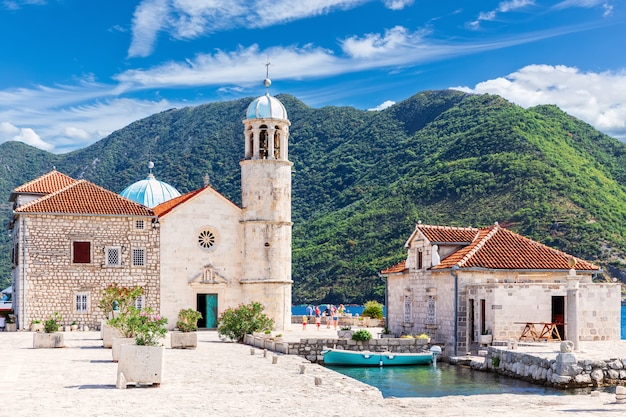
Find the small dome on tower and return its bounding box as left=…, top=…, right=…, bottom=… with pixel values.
left=246, top=78, right=287, bottom=120
left=120, top=162, right=181, bottom=208
left=246, top=92, right=288, bottom=120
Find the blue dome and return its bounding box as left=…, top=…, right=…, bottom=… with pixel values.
left=120, top=173, right=181, bottom=208
left=246, top=93, right=287, bottom=120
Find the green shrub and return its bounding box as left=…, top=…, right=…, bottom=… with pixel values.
left=352, top=329, right=372, bottom=341
left=44, top=312, right=61, bottom=333
left=361, top=300, right=384, bottom=319
left=217, top=301, right=274, bottom=342
left=492, top=356, right=500, bottom=368
left=176, top=308, right=203, bottom=332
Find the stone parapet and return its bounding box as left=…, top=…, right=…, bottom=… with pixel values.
left=243, top=334, right=431, bottom=364
left=471, top=345, right=626, bottom=388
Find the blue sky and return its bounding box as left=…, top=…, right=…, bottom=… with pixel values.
left=0, top=0, right=624, bottom=153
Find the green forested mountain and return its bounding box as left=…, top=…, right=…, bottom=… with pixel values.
left=1, top=90, right=626, bottom=303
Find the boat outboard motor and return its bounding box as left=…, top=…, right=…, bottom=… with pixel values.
left=429, top=345, right=442, bottom=366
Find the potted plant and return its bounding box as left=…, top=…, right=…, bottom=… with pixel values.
left=479, top=329, right=493, bottom=345
left=380, top=327, right=394, bottom=338
left=70, top=321, right=78, bottom=331
left=416, top=333, right=431, bottom=345
left=337, top=326, right=354, bottom=339
left=5, top=314, right=16, bottom=332
left=99, top=283, right=143, bottom=348
left=33, top=312, right=64, bottom=348
left=171, top=308, right=202, bottom=349
left=30, top=319, right=43, bottom=332
left=116, top=307, right=168, bottom=389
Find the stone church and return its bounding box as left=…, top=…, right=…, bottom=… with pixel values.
left=8, top=80, right=293, bottom=332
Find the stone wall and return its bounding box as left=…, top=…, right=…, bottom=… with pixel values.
left=471, top=346, right=626, bottom=388
left=14, top=214, right=159, bottom=330
left=244, top=334, right=432, bottom=363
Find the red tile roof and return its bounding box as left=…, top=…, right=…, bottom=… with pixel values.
left=11, top=170, right=77, bottom=200
left=382, top=223, right=599, bottom=274
left=380, top=260, right=406, bottom=274
left=153, top=187, right=206, bottom=217
left=432, top=224, right=599, bottom=271
left=15, top=180, right=154, bottom=217
left=417, top=224, right=477, bottom=244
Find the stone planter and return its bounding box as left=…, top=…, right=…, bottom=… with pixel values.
left=30, top=322, right=44, bottom=332
left=33, top=332, right=64, bottom=348
left=5, top=322, right=17, bottom=332
left=112, top=337, right=136, bottom=362
left=102, top=323, right=124, bottom=348
left=479, top=334, right=493, bottom=345
left=63, top=325, right=71, bottom=332
left=116, top=344, right=164, bottom=389
left=170, top=331, right=198, bottom=349
left=337, top=330, right=354, bottom=338
left=70, top=324, right=78, bottom=331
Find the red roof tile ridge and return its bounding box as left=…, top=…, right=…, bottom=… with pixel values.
left=455, top=224, right=500, bottom=268
left=381, top=260, right=407, bottom=274
left=15, top=179, right=84, bottom=212
left=497, top=226, right=599, bottom=270
left=153, top=186, right=207, bottom=217
left=13, top=169, right=77, bottom=193
left=417, top=223, right=477, bottom=232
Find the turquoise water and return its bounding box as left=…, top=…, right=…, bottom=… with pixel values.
left=327, top=362, right=568, bottom=398
left=319, top=305, right=626, bottom=398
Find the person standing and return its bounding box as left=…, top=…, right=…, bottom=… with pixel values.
left=302, top=315, right=308, bottom=330
left=305, top=304, right=314, bottom=316
left=331, top=305, right=339, bottom=330
left=314, top=306, right=321, bottom=330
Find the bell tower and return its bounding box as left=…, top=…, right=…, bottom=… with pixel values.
left=240, top=75, right=292, bottom=330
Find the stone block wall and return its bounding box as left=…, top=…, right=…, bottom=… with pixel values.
left=15, top=214, right=159, bottom=330
left=472, top=346, right=626, bottom=388
left=244, top=334, right=433, bottom=363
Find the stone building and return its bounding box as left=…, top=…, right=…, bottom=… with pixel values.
left=9, top=81, right=293, bottom=332
left=381, top=222, right=621, bottom=356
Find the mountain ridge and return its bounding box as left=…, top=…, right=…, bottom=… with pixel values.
left=1, top=90, right=625, bottom=303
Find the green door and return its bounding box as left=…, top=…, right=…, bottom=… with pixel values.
left=197, top=294, right=218, bottom=328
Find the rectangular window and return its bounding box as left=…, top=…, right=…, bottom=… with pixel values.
left=134, top=295, right=144, bottom=310
left=427, top=296, right=436, bottom=325
left=404, top=295, right=411, bottom=323
left=73, top=241, right=91, bottom=264
left=105, top=246, right=121, bottom=266
left=132, top=248, right=145, bottom=266
left=135, top=220, right=144, bottom=230
left=76, top=293, right=89, bottom=313
left=417, top=251, right=423, bottom=269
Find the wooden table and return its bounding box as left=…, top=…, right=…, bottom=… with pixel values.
left=515, top=322, right=564, bottom=342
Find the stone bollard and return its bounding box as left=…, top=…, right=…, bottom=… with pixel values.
left=263, top=349, right=268, bottom=358
left=616, top=386, right=626, bottom=404
left=299, top=364, right=306, bottom=374
left=560, top=340, right=574, bottom=353
left=272, top=356, right=278, bottom=364
left=250, top=348, right=255, bottom=355
left=507, top=339, right=517, bottom=350
left=314, top=377, right=322, bottom=386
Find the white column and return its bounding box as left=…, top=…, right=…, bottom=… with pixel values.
left=566, top=268, right=580, bottom=351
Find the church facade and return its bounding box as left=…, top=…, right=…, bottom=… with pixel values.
left=8, top=85, right=293, bottom=332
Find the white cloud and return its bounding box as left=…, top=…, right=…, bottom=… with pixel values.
left=468, top=0, right=535, bottom=29
left=451, top=65, right=626, bottom=140
left=382, top=0, right=413, bottom=10
left=128, top=0, right=370, bottom=58
left=0, top=122, right=54, bottom=151
left=342, top=26, right=414, bottom=59
left=128, top=0, right=170, bottom=58
left=368, top=100, right=395, bottom=111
